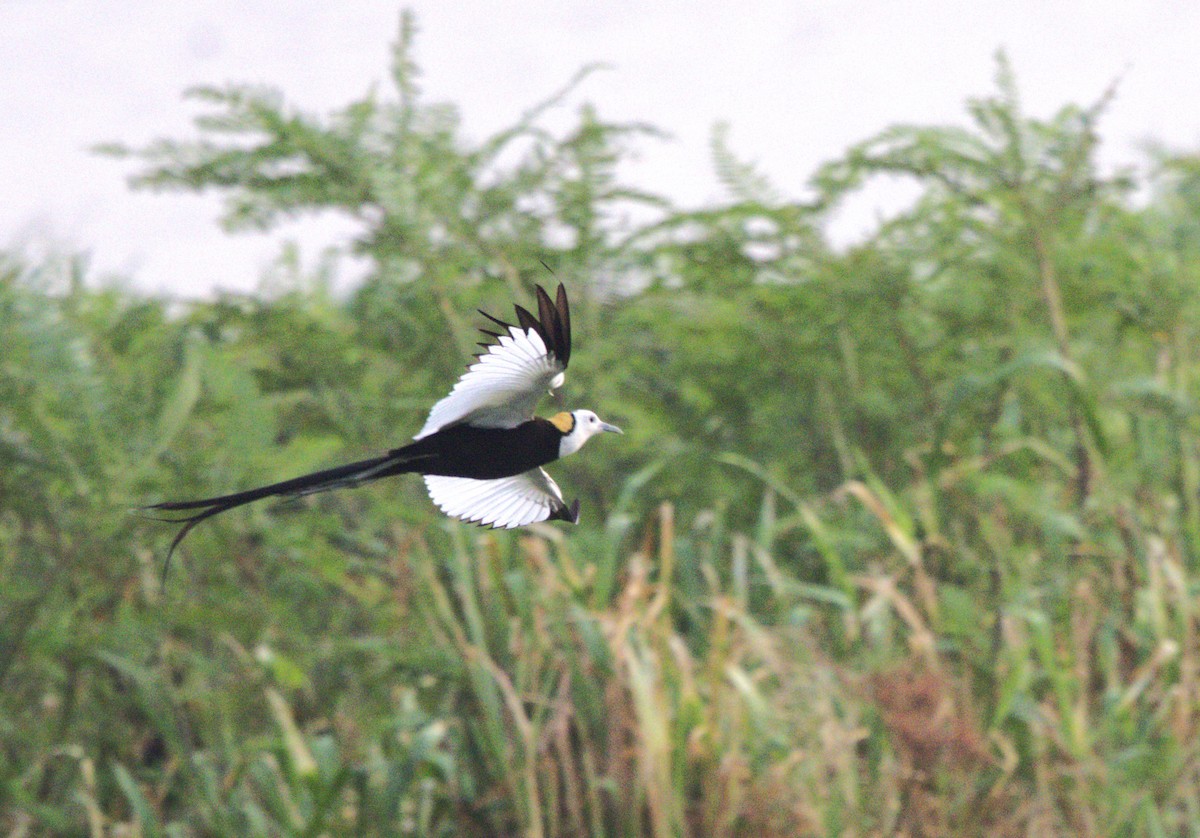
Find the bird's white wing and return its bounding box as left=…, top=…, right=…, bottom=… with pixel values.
left=415, top=284, right=572, bottom=440
left=423, top=468, right=578, bottom=528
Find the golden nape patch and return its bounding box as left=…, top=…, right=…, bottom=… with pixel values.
left=549, top=412, right=575, bottom=434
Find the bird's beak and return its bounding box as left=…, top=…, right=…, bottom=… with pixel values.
left=600, top=422, right=623, bottom=435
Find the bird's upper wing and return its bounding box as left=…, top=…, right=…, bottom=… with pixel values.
left=414, top=284, right=571, bottom=440
left=423, top=468, right=580, bottom=528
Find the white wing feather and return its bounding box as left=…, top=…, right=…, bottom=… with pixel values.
left=415, top=325, right=566, bottom=440
left=423, top=468, right=567, bottom=528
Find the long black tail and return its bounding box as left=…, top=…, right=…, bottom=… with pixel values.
left=144, top=448, right=430, bottom=580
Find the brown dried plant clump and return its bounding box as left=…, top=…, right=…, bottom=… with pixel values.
left=869, top=666, right=988, bottom=775
left=867, top=664, right=1027, bottom=836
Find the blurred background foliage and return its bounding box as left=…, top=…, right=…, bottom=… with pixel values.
left=6, top=13, right=1200, bottom=835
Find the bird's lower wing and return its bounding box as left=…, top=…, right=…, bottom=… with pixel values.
left=423, top=468, right=579, bottom=528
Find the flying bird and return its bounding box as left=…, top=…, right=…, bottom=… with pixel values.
left=147, top=283, right=621, bottom=571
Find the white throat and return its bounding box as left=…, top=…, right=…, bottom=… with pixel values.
left=559, top=423, right=590, bottom=458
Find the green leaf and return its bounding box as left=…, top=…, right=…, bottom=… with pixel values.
left=113, top=763, right=164, bottom=838
left=141, top=331, right=204, bottom=470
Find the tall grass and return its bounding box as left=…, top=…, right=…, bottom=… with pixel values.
left=12, top=466, right=1199, bottom=836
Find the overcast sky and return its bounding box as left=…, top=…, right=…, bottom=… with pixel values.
left=4, top=2, right=1198, bottom=296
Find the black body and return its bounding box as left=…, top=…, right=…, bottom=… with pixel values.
left=383, top=419, right=563, bottom=479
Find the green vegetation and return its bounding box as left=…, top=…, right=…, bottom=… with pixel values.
left=6, top=15, right=1200, bottom=835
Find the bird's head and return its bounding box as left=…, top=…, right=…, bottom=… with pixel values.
left=552, top=410, right=622, bottom=457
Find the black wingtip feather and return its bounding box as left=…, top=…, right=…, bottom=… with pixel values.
left=535, top=285, right=556, bottom=344
left=479, top=310, right=513, bottom=331
left=549, top=498, right=581, bottom=524
left=536, top=284, right=569, bottom=368
left=555, top=284, right=571, bottom=367
left=475, top=282, right=572, bottom=370
left=513, top=305, right=540, bottom=338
